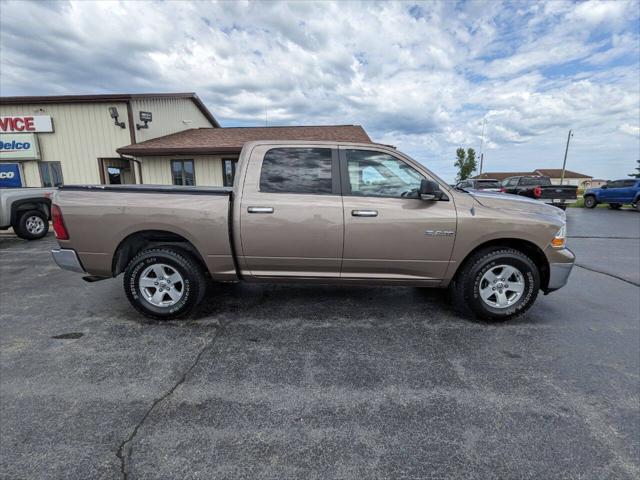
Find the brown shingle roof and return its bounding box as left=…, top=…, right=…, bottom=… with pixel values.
left=117, top=125, right=372, bottom=156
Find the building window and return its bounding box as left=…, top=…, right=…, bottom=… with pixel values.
left=171, top=160, right=195, bottom=186
left=39, top=162, right=64, bottom=187
left=222, top=158, right=237, bottom=187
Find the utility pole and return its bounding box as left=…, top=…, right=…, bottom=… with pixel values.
left=560, top=129, right=573, bottom=185
left=479, top=118, right=486, bottom=175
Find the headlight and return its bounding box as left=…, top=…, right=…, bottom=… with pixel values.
left=551, top=224, right=566, bottom=249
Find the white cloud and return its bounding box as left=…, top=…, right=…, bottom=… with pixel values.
left=0, top=0, right=638, bottom=182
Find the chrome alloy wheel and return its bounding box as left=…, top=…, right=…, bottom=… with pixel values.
left=139, top=263, right=185, bottom=307
left=479, top=264, right=525, bottom=309
left=25, top=215, right=45, bottom=235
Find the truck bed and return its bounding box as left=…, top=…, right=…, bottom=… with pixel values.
left=54, top=185, right=236, bottom=279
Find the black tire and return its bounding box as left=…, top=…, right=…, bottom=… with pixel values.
left=450, top=247, right=540, bottom=322
left=15, top=209, right=49, bottom=240
left=583, top=195, right=597, bottom=209
left=608, top=203, right=621, bottom=210
left=123, top=247, right=206, bottom=320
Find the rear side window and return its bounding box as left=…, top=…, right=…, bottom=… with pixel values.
left=260, top=148, right=333, bottom=194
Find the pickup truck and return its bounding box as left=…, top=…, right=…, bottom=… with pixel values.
left=583, top=179, right=640, bottom=210
left=500, top=176, right=577, bottom=210
left=51, top=141, right=574, bottom=322
left=0, top=187, right=56, bottom=239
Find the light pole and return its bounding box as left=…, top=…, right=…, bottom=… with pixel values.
left=560, top=129, right=573, bottom=185
left=479, top=118, right=486, bottom=175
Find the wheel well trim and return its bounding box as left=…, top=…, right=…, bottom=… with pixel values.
left=111, top=229, right=207, bottom=276
left=10, top=197, right=52, bottom=226
left=448, top=238, right=550, bottom=291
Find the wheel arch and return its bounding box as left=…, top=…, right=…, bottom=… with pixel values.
left=112, top=230, right=207, bottom=276
left=10, top=197, right=51, bottom=226
left=452, top=238, right=550, bottom=291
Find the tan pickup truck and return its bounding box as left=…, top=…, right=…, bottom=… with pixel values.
left=51, top=141, right=574, bottom=321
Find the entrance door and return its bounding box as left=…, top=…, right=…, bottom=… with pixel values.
left=239, top=146, right=343, bottom=278
left=100, top=158, right=135, bottom=184
left=339, top=147, right=456, bottom=281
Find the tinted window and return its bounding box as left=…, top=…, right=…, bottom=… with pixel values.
left=477, top=180, right=501, bottom=188
left=171, top=160, right=195, bottom=186
left=520, top=177, right=551, bottom=186
left=606, top=180, right=622, bottom=188
left=346, top=149, right=424, bottom=198
left=504, top=178, right=518, bottom=187
left=260, top=148, right=333, bottom=194
left=621, top=180, right=636, bottom=187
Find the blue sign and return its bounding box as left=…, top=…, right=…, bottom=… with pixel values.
left=0, top=163, right=22, bottom=188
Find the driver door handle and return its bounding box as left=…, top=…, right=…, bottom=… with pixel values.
left=352, top=209, right=378, bottom=217
left=247, top=206, right=274, bottom=214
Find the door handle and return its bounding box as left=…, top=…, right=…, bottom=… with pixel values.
left=352, top=209, right=378, bottom=217
left=247, top=206, right=274, bottom=214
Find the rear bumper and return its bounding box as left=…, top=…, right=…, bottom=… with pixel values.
left=51, top=248, right=86, bottom=273
left=545, top=248, right=575, bottom=293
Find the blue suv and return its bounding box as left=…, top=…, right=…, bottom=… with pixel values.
left=583, top=179, right=640, bottom=210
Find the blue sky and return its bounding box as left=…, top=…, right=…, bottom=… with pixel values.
left=1, top=0, right=638, bottom=182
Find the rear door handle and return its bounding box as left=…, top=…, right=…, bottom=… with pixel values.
left=352, top=209, right=378, bottom=217
left=247, top=206, right=274, bottom=214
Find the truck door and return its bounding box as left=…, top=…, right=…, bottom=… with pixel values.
left=239, top=145, right=344, bottom=278
left=339, top=147, right=456, bottom=281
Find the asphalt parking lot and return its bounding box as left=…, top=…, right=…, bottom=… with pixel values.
left=1, top=207, right=638, bottom=480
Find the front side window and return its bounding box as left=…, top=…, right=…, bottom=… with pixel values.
left=345, top=149, right=424, bottom=198
left=39, top=161, right=63, bottom=187
left=260, top=148, right=333, bottom=194
left=171, top=160, right=195, bottom=186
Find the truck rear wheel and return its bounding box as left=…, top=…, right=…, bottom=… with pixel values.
left=450, top=247, right=540, bottom=322
left=123, top=247, right=206, bottom=320
left=15, top=209, right=49, bottom=240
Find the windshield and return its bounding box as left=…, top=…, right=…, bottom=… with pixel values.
left=476, top=180, right=501, bottom=188
left=519, top=177, right=551, bottom=186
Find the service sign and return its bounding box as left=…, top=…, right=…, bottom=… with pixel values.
left=0, top=163, right=22, bottom=188
left=0, top=133, right=40, bottom=160
left=0, top=115, right=53, bottom=133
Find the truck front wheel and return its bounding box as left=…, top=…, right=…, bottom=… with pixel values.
left=450, top=248, right=540, bottom=321
left=123, top=247, right=206, bottom=320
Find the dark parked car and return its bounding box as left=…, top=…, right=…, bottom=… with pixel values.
left=456, top=178, right=502, bottom=192
left=500, top=176, right=577, bottom=210
left=583, top=179, right=640, bottom=210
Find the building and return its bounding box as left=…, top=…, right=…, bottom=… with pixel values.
left=0, top=93, right=219, bottom=187
left=116, top=125, right=372, bottom=186
left=0, top=92, right=373, bottom=188
left=474, top=169, right=593, bottom=187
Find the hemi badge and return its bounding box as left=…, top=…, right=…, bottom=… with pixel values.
left=425, top=230, right=455, bottom=236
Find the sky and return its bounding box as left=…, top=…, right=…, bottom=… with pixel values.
left=1, top=0, right=639, bottom=182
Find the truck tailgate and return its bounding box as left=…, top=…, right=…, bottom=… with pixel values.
left=54, top=185, right=235, bottom=279
left=539, top=185, right=577, bottom=200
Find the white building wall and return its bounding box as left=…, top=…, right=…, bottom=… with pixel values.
left=139, top=155, right=224, bottom=186
left=131, top=97, right=213, bottom=143
left=0, top=102, right=132, bottom=185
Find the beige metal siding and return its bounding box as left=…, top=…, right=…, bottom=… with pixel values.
left=139, top=155, right=224, bottom=186
left=0, top=103, right=132, bottom=185
left=21, top=160, right=41, bottom=187
left=131, top=98, right=213, bottom=143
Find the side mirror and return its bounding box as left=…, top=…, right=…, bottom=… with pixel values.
left=420, top=179, right=446, bottom=201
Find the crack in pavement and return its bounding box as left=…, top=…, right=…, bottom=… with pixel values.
left=115, top=325, right=223, bottom=480
left=575, top=264, right=640, bottom=287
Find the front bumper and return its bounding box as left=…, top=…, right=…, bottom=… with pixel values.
left=545, top=248, right=575, bottom=293
left=51, top=248, right=86, bottom=273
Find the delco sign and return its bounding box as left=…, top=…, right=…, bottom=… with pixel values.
left=0, top=115, right=53, bottom=133
left=0, top=133, right=40, bottom=160
left=0, top=163, right=22, bottom=188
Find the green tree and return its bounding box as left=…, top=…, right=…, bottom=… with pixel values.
left=629, top=159, right=640, bottom=178
left=454, top=147, right=477, bottom=181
